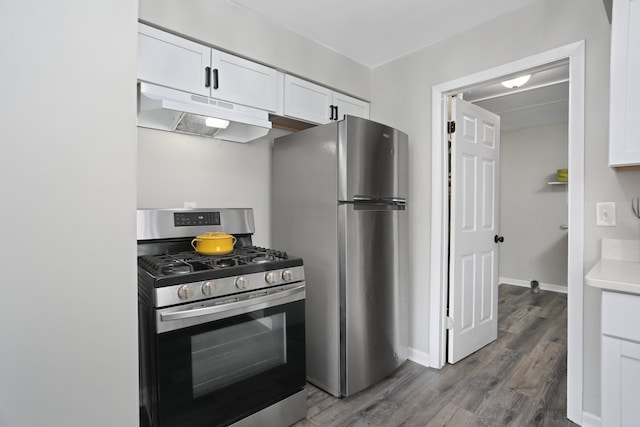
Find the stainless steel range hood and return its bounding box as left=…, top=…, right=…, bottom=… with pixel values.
left=137, top=82, right=272, bottom=143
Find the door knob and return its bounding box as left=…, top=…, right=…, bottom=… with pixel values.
left=494, top=235, right=504, bottom=243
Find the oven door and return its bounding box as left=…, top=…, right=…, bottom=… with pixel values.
left=154, top=283, right=306, bottom=427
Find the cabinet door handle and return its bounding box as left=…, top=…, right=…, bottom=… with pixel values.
left=204, top=66, right=211, bottom=88
left=212, top=68, right=219, bottom=89
left=494, top=235, right=504, bottom=243
left=330, top=105, right=338, bottom=121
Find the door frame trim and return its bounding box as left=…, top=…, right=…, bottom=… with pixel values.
left=429, top=41, right=585, bottom=424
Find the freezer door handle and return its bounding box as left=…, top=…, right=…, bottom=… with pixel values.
left=352, top=196, right=406, bottom=204
left=345, top=196, right=407, bottom=210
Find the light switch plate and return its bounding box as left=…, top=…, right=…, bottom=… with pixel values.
left=183, top=202, right=197, bottom=208
left=596, top=202, right=616, bottom=226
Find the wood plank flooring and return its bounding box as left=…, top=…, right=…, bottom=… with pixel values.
left=293, top=284, right=576, bottom=426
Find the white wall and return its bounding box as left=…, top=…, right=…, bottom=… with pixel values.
left=0, top=1, right=138, bottom=427
left=500, top=122, right=568, bottom=288
left=137, top=128, right=291, bottom=246
left=138, top=0, right=371, bottom=100
left=370, top=0, right=640, bottom=417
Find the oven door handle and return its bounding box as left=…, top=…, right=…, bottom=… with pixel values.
left=160, top=284, right=305, bottom=322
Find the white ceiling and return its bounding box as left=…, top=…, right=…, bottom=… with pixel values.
left=464, top=62, right=570, bottom=132
left=230, top=0, right=541, bottom=68
left=475, top=82, right=569, bottom=132
left=230, top=0, right=569, bottom=131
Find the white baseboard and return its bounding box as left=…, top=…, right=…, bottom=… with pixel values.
left=499, top=276, right=568, bottom=294
left=581, top=411, right=601, bottom=427
left=406, top=347, right=430, bottom=367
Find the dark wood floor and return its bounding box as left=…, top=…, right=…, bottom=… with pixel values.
left=294, top=284, right=576, bottom=427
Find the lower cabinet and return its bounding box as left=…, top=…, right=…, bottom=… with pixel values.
left=602, top=291, right=640, bottom=427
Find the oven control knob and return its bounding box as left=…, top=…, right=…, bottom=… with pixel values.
left=265, top=271, right=278, bottom=284
left=177, top=284, right=194, bottom=300
left=282, top=270, right=293, bottom=282
left=235, top=276, right=248, bottom=290
left=201, top=281, right=215, bottom=296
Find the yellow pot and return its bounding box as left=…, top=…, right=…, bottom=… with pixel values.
left=191, top=232, right=237, bottom=255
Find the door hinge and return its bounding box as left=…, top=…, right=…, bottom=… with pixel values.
left=447, top=121, right=456, bottom=134
left=446, top=316, right=454, bottom=330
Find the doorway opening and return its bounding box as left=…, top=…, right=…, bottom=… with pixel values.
left=471, top=63, right=570, bottom=295
left=446, top=59, right=570, bottom=363
left=429, top=41, right=585, bottom=424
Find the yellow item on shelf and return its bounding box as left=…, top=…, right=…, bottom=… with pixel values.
left=556, top=168, right=568, bottom=182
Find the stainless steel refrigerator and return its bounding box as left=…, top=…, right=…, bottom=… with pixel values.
left=272, top=115, right=408, bottom=397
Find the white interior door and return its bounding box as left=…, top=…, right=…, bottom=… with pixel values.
left=448, top=96, right=501, bottom=364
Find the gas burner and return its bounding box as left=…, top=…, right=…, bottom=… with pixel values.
left=251, top=255, right=274, bottom=264
left=161, top=263, right=192, bottom=275
left=215, top=258, right=236, bottom=268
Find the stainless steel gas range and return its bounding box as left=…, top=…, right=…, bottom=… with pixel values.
left=137, top=208, right=306, bottom=427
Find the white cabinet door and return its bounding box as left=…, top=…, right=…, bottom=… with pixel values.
left=210, top=50, right=278, bottom=112
left=609, top=0, right=640, bottom=166
left=283, top=74, right=370, bottom=125
left=283, top=75, right=333, bottom=124
left=137, top=23, right=211, bottom=97
left=602, top=337, right=640, bottom=427
left=333, top=92, right=370, bottom=121
left=602, top=291, right=640, bottom=427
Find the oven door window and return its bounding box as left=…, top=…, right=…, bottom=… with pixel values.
left=192, top=311, right=287, bottom=398
left=155, top=300, right=305, bottom=427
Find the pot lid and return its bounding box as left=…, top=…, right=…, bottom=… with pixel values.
left=194, top=231, right=233, bottom=240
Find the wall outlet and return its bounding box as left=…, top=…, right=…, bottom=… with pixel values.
left=596, top=202, right=616, bottom=226
left=183, top=202, right=197, bottom=208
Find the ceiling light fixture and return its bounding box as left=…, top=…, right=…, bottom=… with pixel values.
left=501, top=74, right=532, bottom=89
left=205, top=117, right=230, bottom=129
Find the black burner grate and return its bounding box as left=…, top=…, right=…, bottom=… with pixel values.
left=138, top=246, right=289, bottom=277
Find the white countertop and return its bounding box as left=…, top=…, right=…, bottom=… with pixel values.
left=585, top=258, right=640, bottom=295
left=585, top=239, right=640, bottom=295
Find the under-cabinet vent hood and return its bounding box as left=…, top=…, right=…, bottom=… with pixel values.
left=137, top=82, right=271, bottom=143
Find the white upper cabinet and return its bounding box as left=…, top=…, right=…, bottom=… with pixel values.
left=210, top=50, right=278, bottom=112
left=138, top=23, right=211, bottom=97
left=609, top=0, right=640, bottom=166
left=284, top=75, right=333, bottom=124
left=137, top=23, right=278, bottom=112
left=333, top=91, right=370, bottom=122
left=283, top=74, right=369, bottom=125
left=137, top=23, right=367, bottom=123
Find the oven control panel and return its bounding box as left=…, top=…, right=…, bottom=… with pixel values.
left=174, top=211, right=221, bottom=227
